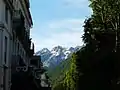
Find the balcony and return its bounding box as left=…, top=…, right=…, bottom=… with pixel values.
left=22, top=32, right=31, bottom=52
left=22, top=37, right=34, bottom=57
left=12, top=55, right=26, bottom=67
left=11, top=55, right=26, bottom=74
left=13, top=10, right=24, bottom=28
left=13, top=10, right=32, bottom=54
left=30, top=56, right=41, bottom=68
left=12, top=10, right=25, bottom=42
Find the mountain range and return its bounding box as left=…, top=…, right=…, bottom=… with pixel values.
left=35, top=46, right=82, bottom=68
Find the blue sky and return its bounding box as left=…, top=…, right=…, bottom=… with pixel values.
left=30, top=0, right=92, bottom=52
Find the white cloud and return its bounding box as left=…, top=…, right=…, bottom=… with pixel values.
left=31, top=18, right=85, bottom=52
left=63, top=0, right=90, bottom=8
left=33, top=31, right=83, bottom=52
left=49, top=19, right=84, bottom=32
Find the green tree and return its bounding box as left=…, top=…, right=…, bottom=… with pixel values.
left=52, top=0, right=120, bottom=90
left=89, top=0, right=120, bottom=51
left=78, top=0, right=120, bottom=89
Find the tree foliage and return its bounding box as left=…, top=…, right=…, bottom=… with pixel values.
left=52, top=0, right=120, bottom=90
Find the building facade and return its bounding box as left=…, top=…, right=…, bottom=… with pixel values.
left=0, top=0, right=33, bottom=90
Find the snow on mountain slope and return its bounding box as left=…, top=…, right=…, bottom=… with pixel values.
left=35, top=46, right=82, bottom=68
left=35, top=48, right=52, bottom=62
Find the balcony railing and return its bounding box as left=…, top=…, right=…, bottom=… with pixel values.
left=13, top=10, right=33, bottom=55
left=12, top=55, right=26, bottom=67
left=11, top=55, right=27, bottom=74
left=13, top=10, right=24, bottom=29
left=13, top=10, right=25, bottom=42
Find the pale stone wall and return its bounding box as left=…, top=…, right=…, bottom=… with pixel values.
left=0, top=0, right=33, bottom=89
left=0, top=0, right=13, bottom=90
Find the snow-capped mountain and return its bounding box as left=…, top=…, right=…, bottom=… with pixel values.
left=35, top=48, right=52, bottom=62
left=35, top=46, right=82, bottom=68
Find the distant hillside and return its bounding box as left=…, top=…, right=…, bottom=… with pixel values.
left=35, top=46, right=82, bottom=85
left=47, top=57, right=71, bottom=83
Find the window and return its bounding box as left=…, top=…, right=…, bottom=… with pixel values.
left=4, top=36, right=8, bottom=64
left=5, top=6, right=8, bottom=24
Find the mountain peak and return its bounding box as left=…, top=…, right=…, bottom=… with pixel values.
left=35, top=46, right=82, bottom=67
left=51, top=46, right=64, bottom=52
left=35, top=48, right=50, bottom=56
left=41, top=48, right=50, bottom=53
left=52, top=46, right=63, bottom=49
